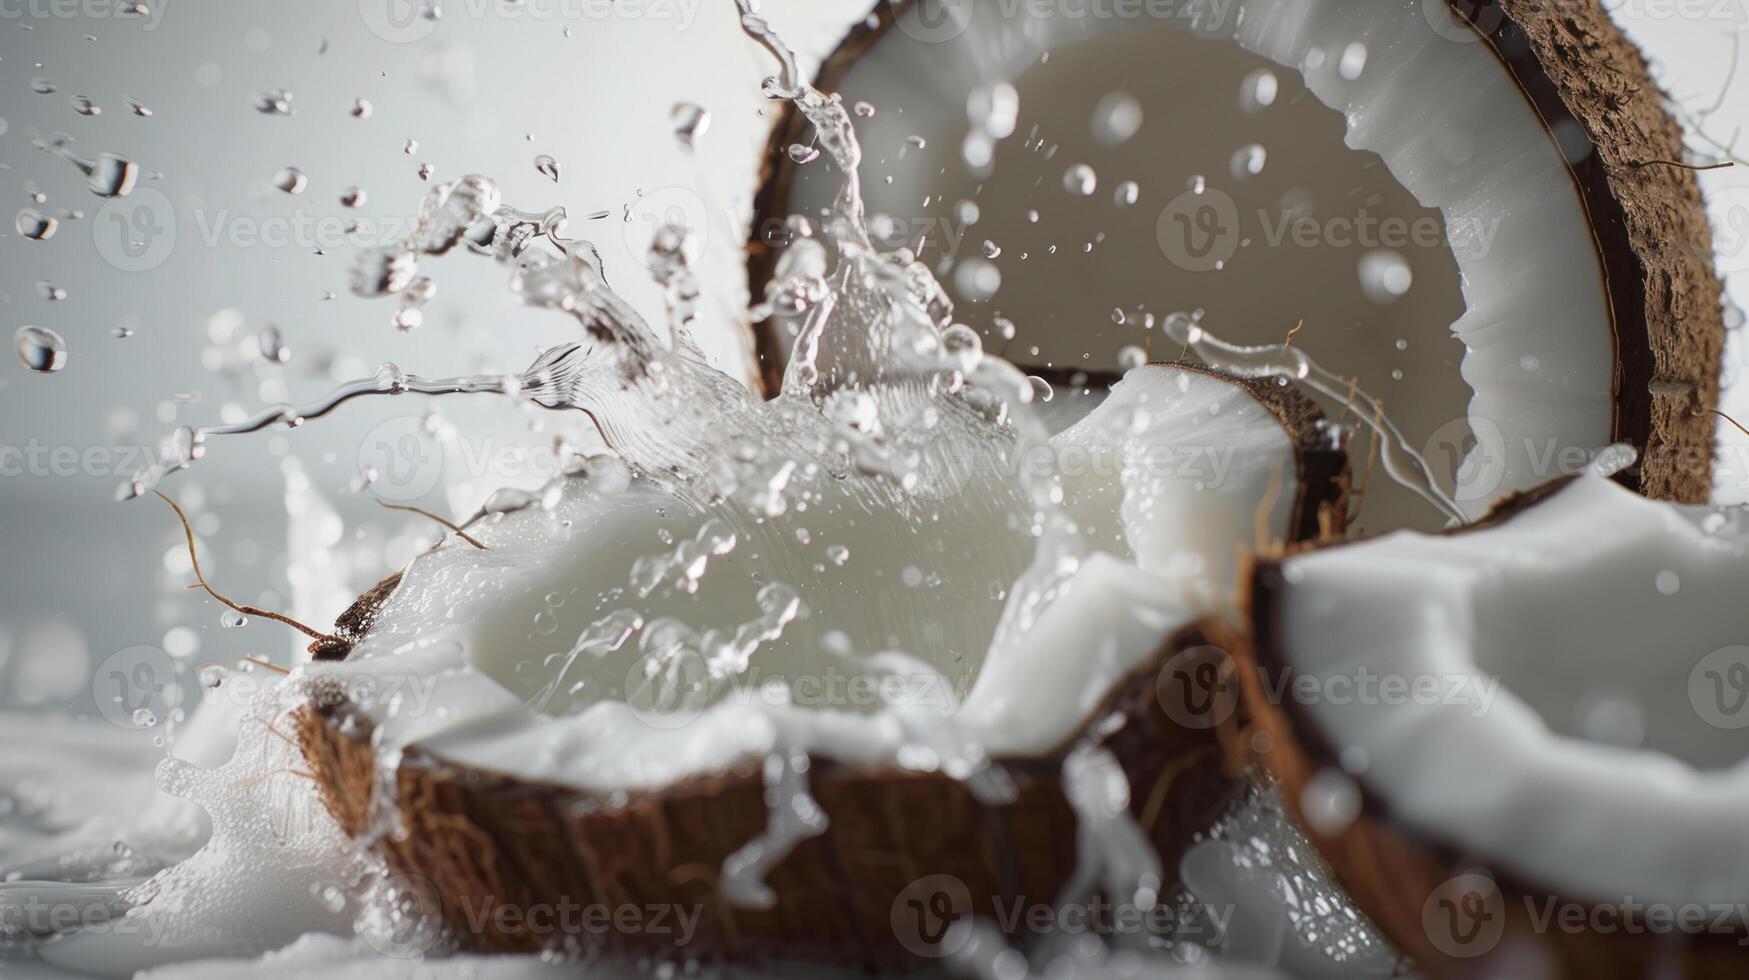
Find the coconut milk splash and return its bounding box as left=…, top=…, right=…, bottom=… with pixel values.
left=71, top=4, right=1396, bottom=975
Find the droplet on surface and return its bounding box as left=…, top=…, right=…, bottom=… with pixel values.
left=16, top=325, right=67, bottom=373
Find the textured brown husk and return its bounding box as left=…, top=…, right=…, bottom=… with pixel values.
left=296, top=372, right=1349, bottom=962
left=298, top=620, right=1250, bottom=964
left=746, top=0, right=1725, bottom=503
left=1241, top=479, right=1749, bottom=978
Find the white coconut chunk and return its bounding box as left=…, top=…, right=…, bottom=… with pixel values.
left=1056, top=364, right=1300, bottom=615
left=1274, top=476, right=1749, bottom=908
left=326, top=366, right=1312, bottom=791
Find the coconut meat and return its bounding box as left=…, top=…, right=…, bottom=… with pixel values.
left=319, top=364, right=1307, bottom=791
left=1271, top=475, right=1749, bottom=908
left=777, top=0, right=1614, bottom=528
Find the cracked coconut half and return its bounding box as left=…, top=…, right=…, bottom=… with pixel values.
left=1240, top=473, right=1749, bottom=978
left=751, top=0, right=1725, bottom=531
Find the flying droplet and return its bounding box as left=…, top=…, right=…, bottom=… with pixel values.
left=534, top=154, right=559, bottom=183
left=16, top=325, right=68, bottom=373
left=258, top=324, right=288, bottom=363
left=1113, top=180, right=1140, bottom=208
left=671, top=102, right=710, bottom=148
left=1241, top=69, right=1278, bottom=113
left=1091, top=91, right=1142, bottom=146
left=1229, top=143, right=1267, bottom=179
left=340, top=186, right=365, bottom=208
left=1063, top=163, right=1097, bottom=196
left=220, top=610, right=248, bottom=628
left=853, top=101, right=876, bottom=118
left=16, top=208, right=57, bottom=240
left=126, top=96, right=152, bottom=116
left=1118, top=345, right=1148, bottom=371
left=1358, top=249, right=1412, bottom=304
left=417, top=162, right=434, bottom=181
left=253, top=89, right=293, bottom=115
left=70, top=94, right=99, bottom=116
left=273, top=166, right=307, bottom=194
left=37, top=281, right=66, bottom=301
left=1339, top=43, right=1368, bottom=80
left=787, top=143, right=820, bottom=165
left=351, top=97, right=373, bottom=119
left=31, top=78, right=57, bottom=95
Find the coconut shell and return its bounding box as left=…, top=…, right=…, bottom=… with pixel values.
left=1239, top=481, right=1749, bottom=978
left=747, top=0, right=1725, bottom=503
left=296, top=369, right=1349, bottom=962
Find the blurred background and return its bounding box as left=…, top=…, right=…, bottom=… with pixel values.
left=0, top=0, right=1747, bottom=905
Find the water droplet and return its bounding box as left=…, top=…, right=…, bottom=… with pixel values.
left=15, top=326, right=67, bottom=373
left=826, top=544, right=849, bottom=566
left=127, top=96, right=152, bottom=117
left=31, top=77, right=57, bottom=95
left=981, top=240, right=1001, bottom=259
left=1241, top=69, right=1278, bottom=113
left=258, top=324, right=288, bottom=363
left=853, top=100, right=876, bottom=118
left=534, top=154, right=559, bottom=183
left=1063, top=163, right=1098, bottom=196
left=221, top=610, right=248, bottom=628
left=37, top=281, right=66, bottom=301
left=253, top=89, right=293, bottom=115
left=953, top=258, right=1001, bottom=303
left=132, top=707, right=158, bottom=728
left=994, top=315, right=1017, bottom=340
left=1118, top=345, right=1147, bottom=371
left=1339, top=42, right=1368, bottom=80
left=417, top=162, right=434, bottom=181
left=1357, top=249, right=1412, bottom=303
left=1091, top=91, right=1142, bottom=146
left=350, top=98, right=373, bottom=119
left=402, top=138, right=417, bottom=154
left=671, top=102, right=710, bottom=148
left=1113, top=180, right=1139, bottom=208
left=787, top=143, right=820, bottom=165
left=1655, top=569, right=1680, bottom=595
left=340, top=186, right=366, bottom=208
left=1229, top=143, right=1267, bottom=179
left=1301, top=768, right=1361, bottom=835
left=1027, top=375, right=1054, bottom=402
left=70, top=94, right=99, bottom=116
left=273, top=166, right=307, bottom=194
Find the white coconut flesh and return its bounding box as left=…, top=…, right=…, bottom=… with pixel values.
left=1271, top=475, right=1749, bottom=909
left=775, top=0, right=1613, bottom=531
left=323, top=363, right=1308, bottom=791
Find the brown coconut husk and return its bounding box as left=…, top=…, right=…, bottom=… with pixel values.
left=1239, top=479, right=1749, bottom=978
left=296, top=369, right=1350, bottom=962
left=746, top=0, right=1726, bottom=503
